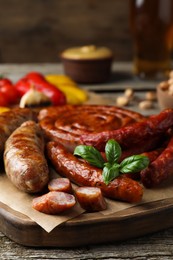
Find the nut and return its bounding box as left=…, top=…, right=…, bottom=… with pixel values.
left=124, top=88, right=134, bottom=99
left=138, top=100, right=153, bottom=110
left=116, top=96, right=129, bottom=107
left=145, top=91, right=157, bottom=101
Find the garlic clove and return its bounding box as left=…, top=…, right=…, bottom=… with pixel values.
left=19, top=88, right=51, bottom=108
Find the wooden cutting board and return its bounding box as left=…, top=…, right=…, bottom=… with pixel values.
left=1, top=197, right=173, bottom=247
left=0, top=93, right=170, bottom=247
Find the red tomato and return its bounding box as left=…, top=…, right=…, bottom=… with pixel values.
left=0, top=92, right=9, bottom=106
left=0, top=83, right=19, bottom=104
left=0, top=78, right=12, bottom=87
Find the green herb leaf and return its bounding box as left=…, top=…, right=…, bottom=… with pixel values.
left=120, top=155, right=149, bottom=174
left=105, top=139, right=122, bottom=164
left=74, top=145, right=105, bottom=168
left=102, top=162, right=120, bottom=185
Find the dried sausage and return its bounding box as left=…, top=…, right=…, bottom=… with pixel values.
left=140, top=136, right=173, bottom=187
left=46, top=141, right=143, bottom=203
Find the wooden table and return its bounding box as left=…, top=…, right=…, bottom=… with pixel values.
left=1, top=62, right=173, bottom=260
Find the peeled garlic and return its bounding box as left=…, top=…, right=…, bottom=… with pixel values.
left=19, top=88, right=51, bottom=108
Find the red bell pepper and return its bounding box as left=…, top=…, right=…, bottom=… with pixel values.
left=0, top=77, right=19, bottom=105
left=15, top=72, right=66, bottom=106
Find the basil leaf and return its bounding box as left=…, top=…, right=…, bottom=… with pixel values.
left=74, top=145, right=105, bottom=168
left=120, top=155, right=149, bottom=174
left=102, top=162, right=120, bottom=185
left=105, top=139, right=122, bottom=164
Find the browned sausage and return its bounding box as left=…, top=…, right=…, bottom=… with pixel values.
left=81, top=109, right=173, bottom=151
left=46, top=141, right=143, bottom=203
left=75, top=186, right=107, bottom=212
left=38, top=105, right=144, bottom=152
left=0, top=107, right=35, bottom=156
left=4, top=120, right=49, bottom=193
left=32, top=191, right=76, bottom=214
left=140, top=135, right=173, bottom=188
left=48, top=177, right=72, bottom=193
left=119, top=134, right=164, bottom=162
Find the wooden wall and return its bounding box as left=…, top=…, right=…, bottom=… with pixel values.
left=0, top=0, right=132, bottom=63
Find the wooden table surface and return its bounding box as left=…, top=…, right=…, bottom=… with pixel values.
left=1, top=62, right=173, bottom=260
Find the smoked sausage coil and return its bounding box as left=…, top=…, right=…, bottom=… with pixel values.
left=46, top=141, right=143, bottom=203
left=0, top=107, right=35, bottom=156
left=81, top=109, right=173, bottom=151
left=38, top=105, right=144, bottom=152
left=4, top=120, right=49, bottom=193
left=140, top=136, right=173, bottom=188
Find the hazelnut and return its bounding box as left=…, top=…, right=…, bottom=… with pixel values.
left=145, top=91, right=157, bottom=101
left=138, top=100, right=153, bottom=110
left=124, top=88, right=134, bottom=99
left=116, top=96, right=129, bottom=107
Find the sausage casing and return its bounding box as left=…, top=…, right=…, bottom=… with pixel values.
left=81, top=109, right=173, bottom=151
left=0, top=107, right=35, bottom=156
left=4, top=120, right=49, bottom=193
left=140, top=136, right=173, bottom=187
left=46, top=141, right=143, bottom=203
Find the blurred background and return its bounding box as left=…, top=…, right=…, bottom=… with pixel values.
left=0, top=0, right=131, bottom=63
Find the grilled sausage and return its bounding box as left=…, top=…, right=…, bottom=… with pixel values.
left=46, top=141, right=143, bottom=203
left=140, top=135, right=173, bottom=188
left=75, top=186, right=107, bottom=212
left=81, top=109, right=173, bottom=151
left=32, top=191, right=76, bottom=214
left=4, top=120, right=49, bottom=193
left=0, top=107, right=35, bottom=156
left=38, top=105, right=144, bottom=152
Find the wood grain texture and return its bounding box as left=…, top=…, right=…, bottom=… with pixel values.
left=1, top=229, right=173, bottom=259
left=0, top=0, right=132, bottom=63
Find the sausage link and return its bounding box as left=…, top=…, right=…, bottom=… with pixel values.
left=46, top=141, right=143, bottom=203
left=4, top=120, right=49, bottom=193
left=0, top=107, right=35, bottom=156
left=81, top=109, right=173, bottom=151
left=119, top=134, right=164, bottom=162
left=140, top=136, right=173, bottom=187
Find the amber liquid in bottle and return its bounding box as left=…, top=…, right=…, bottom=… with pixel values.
left=129, top=0, right=173, bottom=79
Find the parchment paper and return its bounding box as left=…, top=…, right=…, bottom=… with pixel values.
left=1, top=171, right=173, bottom=233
